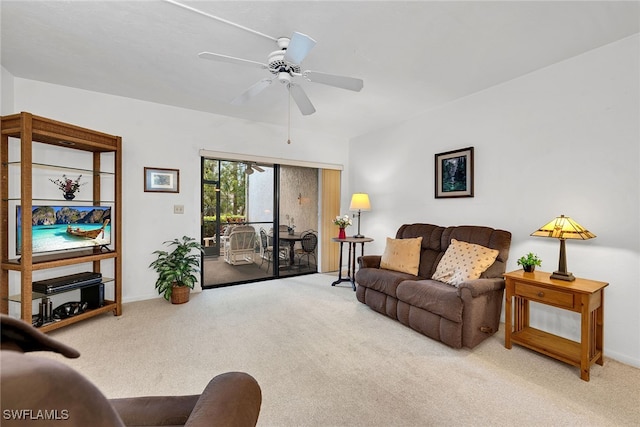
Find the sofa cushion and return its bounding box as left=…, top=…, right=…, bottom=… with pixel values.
left=380, top=237, right=423, bottom=275
left=396, top=280, right=464, bottom=323
left=441, top=226, right=511, bottom=278
left=432, top=239, right=499, bottom=286
left=356, top=267, right=421, bottom=298
left=395, top=224, right=445, bottom=277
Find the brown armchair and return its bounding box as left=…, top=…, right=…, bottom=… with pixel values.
left=0, top=315, right=262, bottom=426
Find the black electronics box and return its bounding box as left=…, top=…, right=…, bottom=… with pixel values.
left=33, top=271, right=102, bottom=295
left=81, top=283, right=104, bottom=309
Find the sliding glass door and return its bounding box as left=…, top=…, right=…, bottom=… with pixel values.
left=201, top=157, right=319, bottom=288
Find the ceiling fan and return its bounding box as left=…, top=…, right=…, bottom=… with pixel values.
left=164, top=0, right=363, bottom=116
left=244, top=162, right=265, bottom=175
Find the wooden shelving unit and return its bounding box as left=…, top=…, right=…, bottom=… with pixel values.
left=1, top=112, right=122, bottom=331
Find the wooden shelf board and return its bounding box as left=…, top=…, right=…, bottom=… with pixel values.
left=511, top=327, right=581, bottom=367
left=38, top=301, right=118, bottom=333
left=3, top=250, right=118, bottom=271
left=2, top=113, right=119, bottom=152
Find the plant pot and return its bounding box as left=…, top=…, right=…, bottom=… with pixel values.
left=171, top=285, right=190, bottom=304
left=338, top=228, right=346, bottom=239
left=63, top=191, right=76, bottom=200
left=523, top=265, right=536, bottom=273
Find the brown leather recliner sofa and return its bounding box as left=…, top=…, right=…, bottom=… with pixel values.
left=356, top=223, right=511, bottom=349
left=0, top=315, right=262, bottom=426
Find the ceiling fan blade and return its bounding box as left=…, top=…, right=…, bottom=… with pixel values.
left=231, top=78, right=274, bottom=105
left=252, top=164, right=265, bottom=172
left=288, top=84, right=316, bottom=116
left=283, top=32, right=316, bottom=65
left=198, top=52, right=268, bottom=70
left=303, top=70, right=363, bottom=92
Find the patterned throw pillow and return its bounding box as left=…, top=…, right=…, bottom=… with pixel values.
left=380, top=237, right=423, bottom=276
left=432, top=239, right=499, bottom=286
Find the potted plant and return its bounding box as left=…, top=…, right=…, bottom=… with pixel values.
left=517, top=252, right=542, bottom=273
left=149, top=236, right=204, bottom=304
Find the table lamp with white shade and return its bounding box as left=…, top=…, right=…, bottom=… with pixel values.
left=349, top=193, right=371, bottom=238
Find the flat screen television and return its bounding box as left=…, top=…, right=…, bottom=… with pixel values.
left=16, top=205, right=112, bottom=255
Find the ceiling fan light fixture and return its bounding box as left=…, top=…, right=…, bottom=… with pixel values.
left=278, top=72, right=291, bottom=84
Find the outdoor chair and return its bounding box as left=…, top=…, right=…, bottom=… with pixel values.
left=294, top=231, right=318, bottom=270
left=224, top=225, right=256, bottom=265
left=267, top=226, right=290, bottom=259
left=219, top=225, right=235, bottom=257
left=259, top=228, right=287, bottom=273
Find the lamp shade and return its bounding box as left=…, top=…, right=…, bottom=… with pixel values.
left=349, top=193, right=371, bottom=211
left=530, top=215, right=595, bottom=240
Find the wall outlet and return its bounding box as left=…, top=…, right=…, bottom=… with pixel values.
left=173, top=205, right=184, bottom=214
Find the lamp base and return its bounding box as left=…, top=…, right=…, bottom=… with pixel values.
left=353, top=234, right=365, bottom=238
left=551, top=270, right=576, bottom=281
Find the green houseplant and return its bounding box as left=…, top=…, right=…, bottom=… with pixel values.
left=149, top=236, right=204, bottom=304
left=517, top=252, right=542, bottom=273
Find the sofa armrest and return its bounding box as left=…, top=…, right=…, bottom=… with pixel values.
left=358, top=255, right=382, bottom=269
left=110, top=394, right=199, bottom=426
left=457, top=277, right=505, bottom=298
left=185, top=372, right=261, bottom=427
left=1, top=351, right=126, bottom=427
left=110, top=372, right=261, bottom=427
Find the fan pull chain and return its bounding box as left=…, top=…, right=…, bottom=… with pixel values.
left=287, top=87, right=292, bottom=144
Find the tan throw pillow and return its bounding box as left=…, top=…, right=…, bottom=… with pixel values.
left=432, top=239, right=499, bottom=286
left=380, top=237, right=423, bottom=276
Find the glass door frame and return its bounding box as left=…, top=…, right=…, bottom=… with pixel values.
left=201, top=157, right=221, bottom=257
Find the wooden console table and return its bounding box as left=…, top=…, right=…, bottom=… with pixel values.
left=331, top=237, right=373, bottom=291
left=504, top=270, right=608, bottom=381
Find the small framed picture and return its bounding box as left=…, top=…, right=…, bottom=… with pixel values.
left=144, top=167, right=180, bottom=193
left=435, top=147, right=474, bottom=198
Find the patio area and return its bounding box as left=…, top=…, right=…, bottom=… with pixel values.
left=202, top=253, right=317, bottom=287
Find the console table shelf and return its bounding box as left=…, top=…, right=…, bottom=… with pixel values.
left=511, top=327, right=596, bottom=368
left=1, top=112, right=122, bottom=329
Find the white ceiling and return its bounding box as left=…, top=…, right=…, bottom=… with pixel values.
left=2, top=1, right=638, bottom=139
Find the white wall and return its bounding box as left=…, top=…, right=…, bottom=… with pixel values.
left=349, top=35, right=640, bottom=367
left=1, top=66, right=15, bottom=114
left=6, top=77, right=349, bottom=302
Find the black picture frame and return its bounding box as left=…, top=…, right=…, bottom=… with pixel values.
left=144, top=167, right=180, bottom=193
left=435, top=147, right=474, bottom=198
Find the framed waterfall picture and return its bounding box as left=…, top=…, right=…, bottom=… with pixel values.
left=435, top=147, right=474, bottom=198
left=144, top=167, right=180, bottom=193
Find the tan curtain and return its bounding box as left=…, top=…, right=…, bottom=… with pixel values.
left=320, top=169, right=341, bottom=272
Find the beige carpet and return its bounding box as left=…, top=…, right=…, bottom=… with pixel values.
left=46, top=274, right=639, bottom=426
